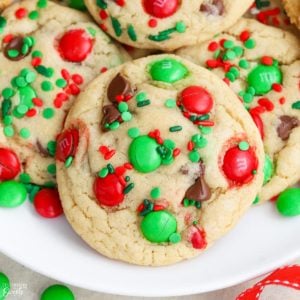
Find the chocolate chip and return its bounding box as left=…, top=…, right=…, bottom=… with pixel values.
left=200, top=0, right=225, bottom=16
left=184, top=162, right=211, bottom=202
left=107, top=73, right=135, bottom=103
left=277, top=115, right=300, bottom=141
left=101, top=104, right=121, bottom=131
left=36, top=140, right=50, bottom=157
left=3, top=36, right=32, bottom=61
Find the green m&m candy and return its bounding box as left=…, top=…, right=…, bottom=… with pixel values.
left=247, top=64, right=282, bottom=95
left=0, top=272, right=10, bottom=300
left=263, top=154, right=274, bottom=185
left=141, top=211, right=177, bottom=243
left=0, top=180, right=27, bottom=207
left=149, top=58, right=188, bottom=83
left=40, top=284, right=75, bottom=300
left=129, top=135, right=161, bottom=173
left=276, top=188, right=300, bottom=217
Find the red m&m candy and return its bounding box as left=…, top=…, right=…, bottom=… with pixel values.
left=143, top=0, right=180, bottom=18
left=250, top=112, right=264, bottom=140
left=34, top=188, right=63, bottom=218
left=58, top=29, right=93, bottom=62
left=56, top=128, right=79, bottom=162
left=180, top=86, right=214, bottom=114
left=190, top=226, right=207, bottom=250
left=0, top=148, right=21, bottom=181
left=222, top=143, right=258, bottom=185
left=94, top=174, right=125, bottom=206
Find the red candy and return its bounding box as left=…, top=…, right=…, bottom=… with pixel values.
left=56, top=128, right=79, bottom=162
left=250, top=112, right=264, bottom=139
left=222, top=145, right=258, bottom=185
left=190, top=227, right=207, bottom=250
left=94, top=174, right=125, bottom=206
left=143, top=0, right=179, bottom=18
left=0, top=148, right=21, bottom=181
left=58, top=29, right=93, bottom=63
left=180, top=86, right=213, bottom=115
left=34, top=188, right=63, bottom=218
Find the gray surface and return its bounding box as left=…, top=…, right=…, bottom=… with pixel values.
left=0, top=252, right=268, bottom=300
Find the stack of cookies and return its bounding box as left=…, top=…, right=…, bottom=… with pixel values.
left=0, top=0, right=299, bottom=266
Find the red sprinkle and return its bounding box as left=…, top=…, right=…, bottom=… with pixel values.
left=137, top=203, right=145, bottom=212
left=279, top=97, right=286, bottom=105
left=187, top=141, right=194, bottom=151
left=61, top=69, right=70, bottom=81
left=104, top=150, right=116, bottom=160
left=3, top=34, right=13, bottom=43
left=15, top=8, right=27, bottom=19
left=99, top=23, right=108, bottom=32
left=99, top=146, right=109, bottom=154
left=272, top=83, right=282, bottom=92
left=72, top=74, right=84, bottom=85
left=208, top=41, right=218, bottom=51
left=100, top=67, right=108, bottom=73
left=115, top=166, right=126, bottom=176
left=148, top=19, right=157, bottom=28
left=115, top=0, right=125, bottom=6
left=26, top=108, right=37, bottom=117
left=240, top=30, right=250, bottom=42
left=32, top=97, right=43, bottom=107
left=261, top=56, right=273, bottom=66
left=173, top=148, right=181, bottom=157
left=153, top=205, right=165, bottom=211
left=31, top=57, right=42, bottom=67
left=258, top=98, right=274, bottom=111
left=124, top=163, right=133, bottom=170
left=99, top=9, right=108, bottom=20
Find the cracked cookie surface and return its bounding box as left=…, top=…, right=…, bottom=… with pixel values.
left=283, top=0, right=300, bottom=30
left=83, top=0, right=253, bottom=51
left=177, top=18, right=300, bottom=203
left=0, top=0, right=130, bottom=186
left=56, top=54, right=264, bottom=266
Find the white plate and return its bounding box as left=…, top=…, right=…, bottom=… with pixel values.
left=0, top=200, right=299, bottom=297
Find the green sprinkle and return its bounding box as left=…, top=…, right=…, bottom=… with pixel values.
left=47, top=141, right=56, bottom=156
left=118, top=102, right=128, bottom=112
left=98, top=168, right=109, bottom=178
left=128, top=127, right=140, bottom=138
left=253, top=196, right=260, bottom=204
left=135, top=92, right=147, bottom=102
left=121, top=111, right=132, bottom=122
left=169, top=232, right=181, bottom=244
left=125, top=176, right=130, bottom=182
left=0, top=16, right=7, bottom=29
left=32, top=50, right=43, bottom=58
left=65, top=156, right=73, bottom=168
left=244, top=39, right=256, bottom=49
left=291, top=101, right=300, bottom=110
left=189, top=150, right=200, bottom=163
left=213, top=49, right=221, bottom=59
left=247, top=86, right=256, bottom=96
left=223, top=40, right=234, bottom=49
left=8, top=50, right=19, bottom=58
left=165, top=99, right=176, bottom=108
left=239, top=141, right=250, bottom=151
left=19, top=172, right=31, bottom=184
left=4, top=126, right=14, bottom=137
left=41, top=81, right=53, bottom=91
left=230, top=67, right=240, bottom=77
left=87, top=27, right=96, bottom=37
left=3, top=115, right=13, bottom=126
left=35, top=65, right=54, bottom=78
left=223, top=50, right=236, bottom=60
left=109, top=121, right=120, bottom=130
left=43, top=108, right=55, bottom=119
left=25, top=71, right=37, bottom=83
left=175, top=21, right=186, bottom=33
left=17, top=104, right=29, bottom=115
left=107, top=163, right=114, bottom=174
left=15, top=76, right=27, bottom=87
left=225, top=72, right=236, bottom=82
left=123, top=183, right=134, bottom=194
left=37, top=0, right=48, bottom=8
left=150, top=187, right=161, bottom=199
left=96, top=0, right=107, bottom=9
left=47, top=164, right=56, bottom=175
left=20, top=128, right=31, bottom=139
left=199, top=126, right=212, bottom=135
left=243, top=93, right=254, bottom=103
left=183, top=198, right=190, bottom=207
left=233, top=46, right=244, bottom=57
left=56, top=78, right=67, bottom=88
left=111, top=17, right=122, bottom=37
left=137, top=100, right=151, bottom=107
left=127, top=24, right=137, bottom=41
left=169, top=125, right=182, bottom=132
left=28, top=185, right=41, bottom=202
left=29, top=11, right=39, bottom=20
left=2, top=88, right=14, bottom=99
left=195, top=201, right=202, bottom=209
left=21, top=44, right=29, bottom=55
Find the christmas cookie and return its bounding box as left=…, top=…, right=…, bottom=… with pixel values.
left=245, top=0, right=296, bottom=31
left=56, top=55, right=264, bottom=265
left=0, top=0, right=130, bottom=186
left=176, top=18, right=300, bottom=203
left=283, top=0, right=300, bottom=30
left=83, top=0, right=254, bottom=51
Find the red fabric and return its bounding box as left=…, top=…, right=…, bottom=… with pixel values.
left=236, top=265, right=300, bottom=300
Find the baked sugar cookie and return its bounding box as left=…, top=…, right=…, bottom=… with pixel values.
left=283, top=0, right=300, bottom=29
left=83, top=0, right=254, bottom=51
left=177, top=18, right=300, bottom=203
left=56, top=55, right=264, bottom=265
left=0, top=0, right=12, bottom=12
left=0, top=0, right=130, bottom=186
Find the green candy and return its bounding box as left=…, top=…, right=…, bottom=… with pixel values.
left=40, top=284, right=75, bottom=300
left=141, top=211, right=177, bottom=243
left=129, top=136, right=161, bottom=173
left=0, top=272, right=10, bottom=300
left=68, top=0, right=86, bottom=10
left=247, top=64, right=282, bottom=95
left=263, top=154, right=274, bottom=185
left=149, top=58, right=188, bottom=83
left=0, top=181, right=27, bottom=208
left=18, top=86, right=36, bottom=108
left=276, top=188, right=300, bottom=217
